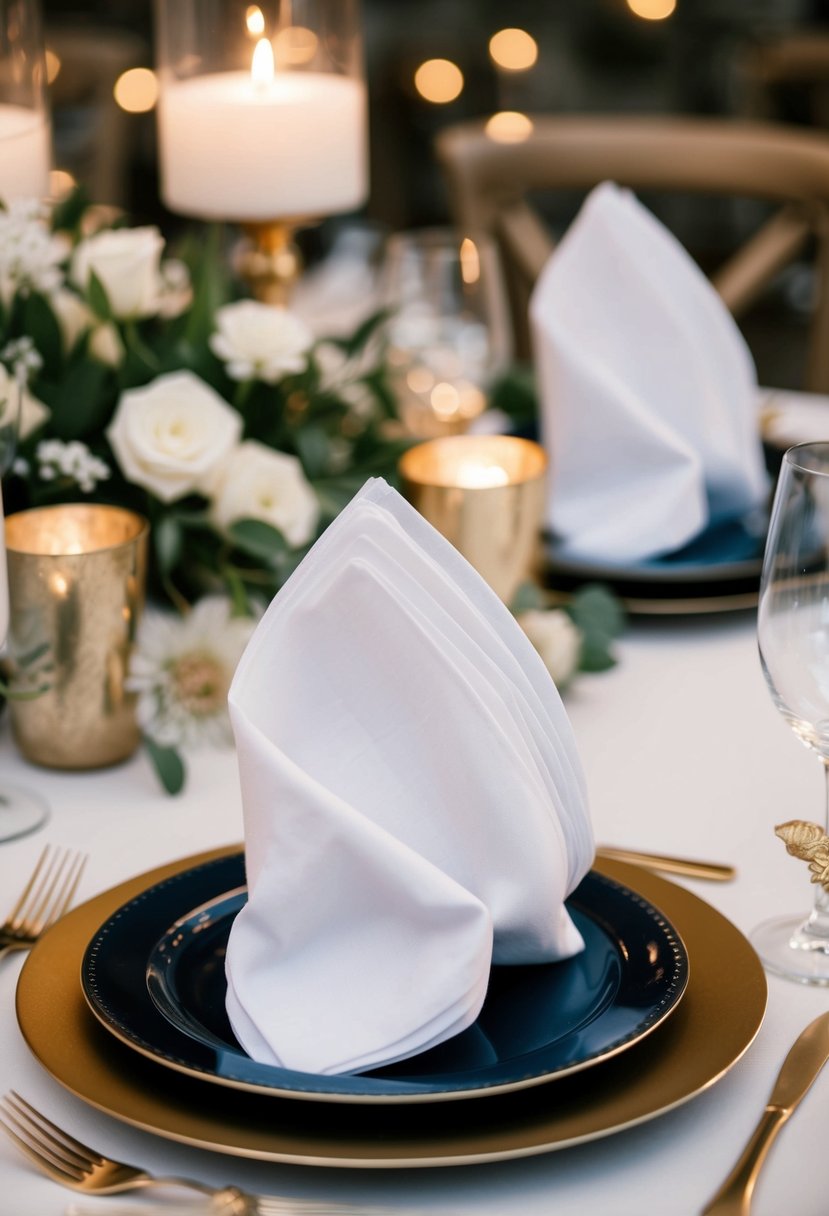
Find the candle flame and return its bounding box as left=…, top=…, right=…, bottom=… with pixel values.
left=251, top=37, right=275, bottom=86
left=459, top=237, right=480, bottom=285
left=455, top=460, right=511, bottom=489
left=246, top=6, right=266, bottom=36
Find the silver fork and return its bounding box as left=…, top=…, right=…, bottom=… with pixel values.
left=0, top=1093, right=388, bottom=1214
left=0, top=846, right=87, bottom=960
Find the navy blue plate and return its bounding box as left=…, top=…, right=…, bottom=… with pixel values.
left=81, top=853, right=688, bottom=1104
left=543, top=510, right=767, bottom=607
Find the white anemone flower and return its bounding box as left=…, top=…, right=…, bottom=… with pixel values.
left=210, top=300, right=313, bottom=383
left=127, top=598, right=257, bottom=750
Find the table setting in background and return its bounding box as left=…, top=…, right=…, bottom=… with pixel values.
left=4, top=1, right=829, bottom=1215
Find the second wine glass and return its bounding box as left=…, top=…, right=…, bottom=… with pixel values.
left=756, top=440, right=829, bottom=983
left=381, top=229, right=511, bottom=438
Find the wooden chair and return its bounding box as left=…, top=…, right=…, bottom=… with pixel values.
left=435, top=115, right=829, bottom=390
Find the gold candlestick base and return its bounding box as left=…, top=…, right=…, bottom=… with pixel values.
left=235, top=219, right=314, bottom=305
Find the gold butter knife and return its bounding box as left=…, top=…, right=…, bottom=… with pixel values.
left=701, top=1009, right=829, bottom=1215
left=595, top=846, right=736, bottom=882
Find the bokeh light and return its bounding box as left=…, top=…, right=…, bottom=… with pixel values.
left=626, top=0, right=677, bottom=20
left=414, top=59, right=464, bottom=104
left=489, top=29, right=538, bottom=72
left=485, top=111, right=534, bottom=143
left=113, top=67, right=159, bottom=114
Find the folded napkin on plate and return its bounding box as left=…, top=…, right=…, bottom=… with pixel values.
left=530, top=181, right=769, bottom=564
left=225, top=478, right=593, bottom=1076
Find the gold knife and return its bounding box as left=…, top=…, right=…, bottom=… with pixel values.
left=595, top=846, right=736, bottom=882
left=701, top=1009, right=829, bottom=1215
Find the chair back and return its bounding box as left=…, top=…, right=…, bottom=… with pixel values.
left=435, top=115, right=829, bottom=389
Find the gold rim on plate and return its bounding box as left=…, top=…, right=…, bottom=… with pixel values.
left=16, top=849, right=766, bottom=1168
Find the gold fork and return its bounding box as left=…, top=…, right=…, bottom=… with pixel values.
left=0, top=1093, right=386, bottom=1214
left=0, top=846, right=87, bottom=961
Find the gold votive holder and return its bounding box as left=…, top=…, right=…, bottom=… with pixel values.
left=4, top=504, right=149, bottom=770
left=399, top=435, right=547, bottom=604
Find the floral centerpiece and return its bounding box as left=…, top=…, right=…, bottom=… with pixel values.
left=0, top=195, right=622, bottom=791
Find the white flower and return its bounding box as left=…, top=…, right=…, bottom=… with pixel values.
left=0, top=363, right=49, bottom=439
left=211, top=440, right=318, bottom=546
left=1, top=335, right=43, bottom=381
left=210, top=301, right=313, bottom=383
left=0, top=199, right=67, bottom=303
left=70, top=226, right=181, bottom=320
left=107, top=370, right=242, bottom=503
left=36, top=439, right=111, bottom=493
left=127, top=597, right=256, bottom=749
left=156, top=257, right=193, bottom=318
left=518, top=609, right=582, bottom=689
left=50, top=288, right=124, bottom=366
left=89, top=322, right=124, bottom=367
left=50, top=287, right=91, bottom=350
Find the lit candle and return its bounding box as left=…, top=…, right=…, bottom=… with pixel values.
left=0, top=104, right=49, bottom=201
left=157, top=36, right=367, bottom=220
left=399, top=436, right=547, bottom=603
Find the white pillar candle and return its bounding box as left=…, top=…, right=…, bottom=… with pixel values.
left=0, top=104, right=50, bottom=201
left=158, top=69, right=368, bottom=220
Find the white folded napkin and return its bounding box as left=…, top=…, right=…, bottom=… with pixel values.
left=225, top=478, right=593, bottom=1076
left=530, top=181, right=769, bottom=564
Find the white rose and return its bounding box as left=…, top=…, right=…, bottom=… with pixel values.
left=0, top=364, right=49, bottom=439
left=50, top=288, right=124, bottom=366
left=107, top=371, right=242, bottom=503
left=211, top=440, right=318, bottom=546
left=210, top=300, right=313, bottom=383
left=89, top=322, right=124, bottom=367
left=50, top=287, right=92, bottom=350
left=518, top=609, right=582, bottom=688
left=71, top=226, right=167, bottom=320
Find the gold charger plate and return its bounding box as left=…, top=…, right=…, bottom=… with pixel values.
left=16, top=849, right=766, bottom=1168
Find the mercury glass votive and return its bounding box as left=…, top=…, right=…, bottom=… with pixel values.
left=399, top=435, right=547, bottom=604
left=4, top=504, right=148, bottom=770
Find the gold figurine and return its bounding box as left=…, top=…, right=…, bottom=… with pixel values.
left=775, top=820, right=829, bottom=892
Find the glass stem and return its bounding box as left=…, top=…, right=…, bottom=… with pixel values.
left=806, top=759, right=829, bottom=938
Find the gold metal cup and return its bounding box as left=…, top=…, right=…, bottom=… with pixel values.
left=399, top=435, right=547, bottom=604
left=4, top=504, right=149, bottom=770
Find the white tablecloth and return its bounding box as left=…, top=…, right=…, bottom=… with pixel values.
left=0, top=608, right=827, bottom=1216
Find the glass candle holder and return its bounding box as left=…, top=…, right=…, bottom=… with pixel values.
left=154, top=0, right=368, bottom=224
left=399, top=435, right=547, bottom=604
left=4, top=504, right=148, bottom=770
left=0, top=0, right=50, bottom=201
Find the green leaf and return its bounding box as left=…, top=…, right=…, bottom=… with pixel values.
left=489, top=363, right=539, bottom=429
left=577, top=641, right=618, bottom=674
left=37, top=359, right=111, bottom=439
left=293, top=424, right=331, bottom=479
left=565, top=583, right=625, bottom=675
left=567, top=584, right=626, bottom=641
left=143, top=736, right=186, bottom=795
left=330, top=308, right=388, bottom=358
left=229, top=517, right=290, bottom=564
left=50, top=183, right=91, bottom=234
left=154, top=515, right=183, bottom=576
left=87, top=269, right=113, bottom=322
left=510, top=581, right=548, bottom=615
left=22, top=293, right=63, bottom=376
left=183, top=224, right=231, bottom=348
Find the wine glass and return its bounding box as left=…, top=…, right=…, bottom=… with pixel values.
left=756, top=440, right=829, bottom=983
left=0, top=382, right=49, bottom=842
left=381, top=228, right=511, bottom=438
